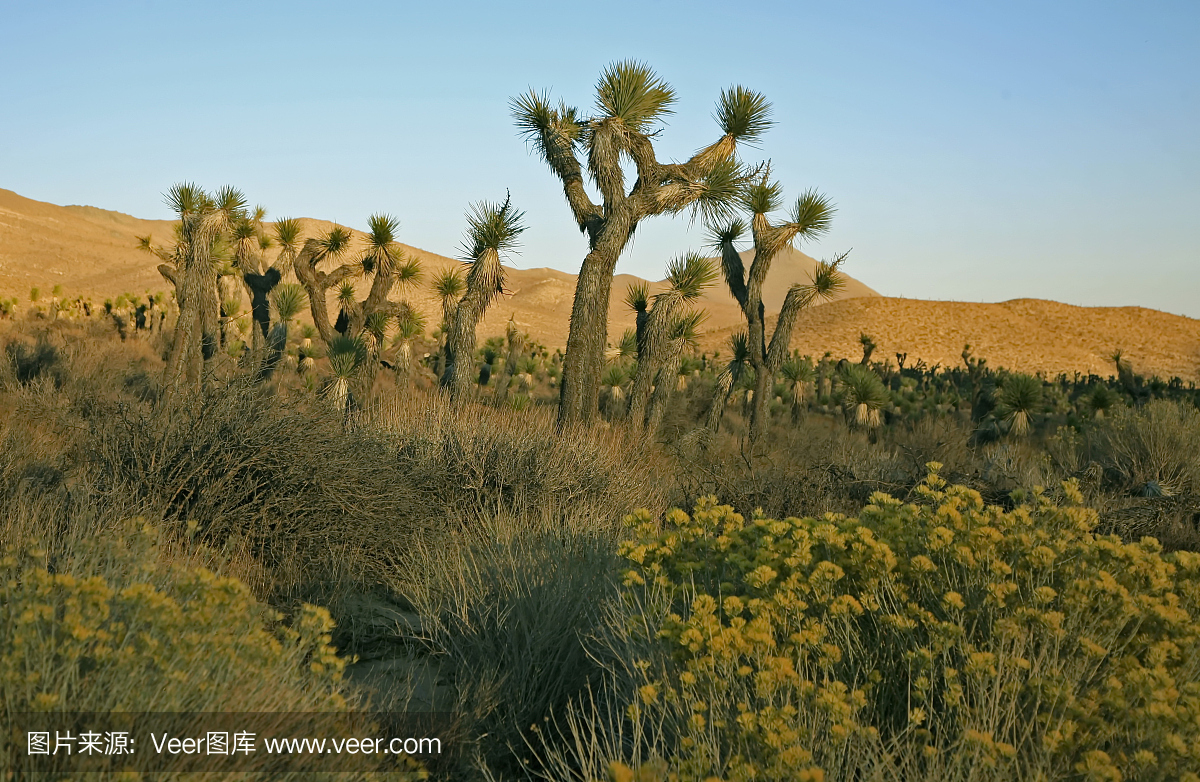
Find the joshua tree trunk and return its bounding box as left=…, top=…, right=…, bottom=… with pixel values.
left=558, top=237, right=625, bottom=427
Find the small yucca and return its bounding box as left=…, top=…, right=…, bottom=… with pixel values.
left=838, top=363, right=888, bottom=430
left=996, top=373, right=1042, bottom=437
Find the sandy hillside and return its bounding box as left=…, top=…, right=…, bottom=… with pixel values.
left=700, top=296, right=1200, bottom=382
left=3, top=188, right=1196, bottom=381
left=0, top=189, right=874, bottom=349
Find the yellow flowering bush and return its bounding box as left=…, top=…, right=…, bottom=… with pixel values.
left=0, top=521, right=410, bottom=776
left=610, top=465, right=1200, bottom=781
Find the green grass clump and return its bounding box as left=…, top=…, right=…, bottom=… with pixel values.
left=557, top=467, right=1200, bottom=781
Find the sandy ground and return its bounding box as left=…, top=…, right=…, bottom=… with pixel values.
left=3, top=187, right=1197, bottom=380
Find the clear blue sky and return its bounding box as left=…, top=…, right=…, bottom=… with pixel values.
left=3, top=1, right=1197, bottom=316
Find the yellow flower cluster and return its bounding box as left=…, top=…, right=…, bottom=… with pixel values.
left=615, top=466, right=1200, bottom=781
left=1, top=522, right=358, bottom=773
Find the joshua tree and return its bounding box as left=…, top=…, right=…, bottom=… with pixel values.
left=625, top=253, right=717, bottom=430
left=431, top=267, right=466, bottom=379
left=237, top=216, right=302, bottom=355
left=705, top=332, right=751, bottom=432
left=643, top=309, right=706, bottom=434
left=495, top=317, right=527, bottom=405
left=859, top=333, right=877, bottom=365
left=293, top=216, right=421, bottom=359
left=139, top=183, right=247, bottom=405
left=441, top=195, right=527, bottom=401
left=512, top=61, right=769, bottom=428
left=708, top=170, right=848, bottom=441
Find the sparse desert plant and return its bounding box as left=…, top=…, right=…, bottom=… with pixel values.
left=401, top=519, right=616, bottom=777
left=1090, top=398, right=1200, bottom=497
left=513, top=64, right=768, bottom=428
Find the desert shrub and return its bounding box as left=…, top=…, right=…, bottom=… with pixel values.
left=1089, top=399, right=1200, bottom=497
left=364, top=392, right=666, bottom=530
left=82, top=377, right=424, bottom=599
left=399, top=520, right=616, bottom=777
left=3, top=333, right=66, bottom=387
left=552, top=469, right=1200, bottom=781
left=0, top=523, right=386, bottom=776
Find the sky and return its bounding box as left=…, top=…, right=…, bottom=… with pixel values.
left=2, top=0, right=1198, bottom=316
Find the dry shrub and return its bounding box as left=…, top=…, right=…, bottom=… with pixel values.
left=1089, top=399, right=1200, bottom=496
left=362, top=391, right=667, bottom=531
left=82, top=376, right=424, bottom=601
left=398, top=518, right=616, bottom=778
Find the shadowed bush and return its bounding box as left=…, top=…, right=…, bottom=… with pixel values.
left=82, top=377, right=425, bottom=600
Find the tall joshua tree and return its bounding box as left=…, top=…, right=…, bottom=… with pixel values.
left=139, top=183, right=247, bottom=406
left=512, top=62, right=770, bottom=428
left=625, top=253, right=717, bottom=430
left=709, top=171, right=847, bottom=441
left=441, top=196, right=527, bottom=401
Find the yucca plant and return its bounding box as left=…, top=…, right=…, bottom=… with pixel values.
left=1087, top=383, right=1118, bottom=419
left=441, top=194, right=527, bottom=401
left=995, top=373, right=1043, bottom=437
left=838, top=362, right=889, bottom=431
left=325, top=334, right=367, bottom=417
left=431, top=267, right=467, bottom=379
left=623, top=281, right=651, bottom=359
left=389, top=308, right=426, bottom=380
left=780, top=355, right=816, bottom=421
left=513, top=63, right=768, bottom=428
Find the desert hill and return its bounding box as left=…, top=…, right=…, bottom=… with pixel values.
left=701, top=296, right=1200, bottom=383
left=2, top=188, right=1198, bottom=381
left=0, top=188, right=876, bottom=349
